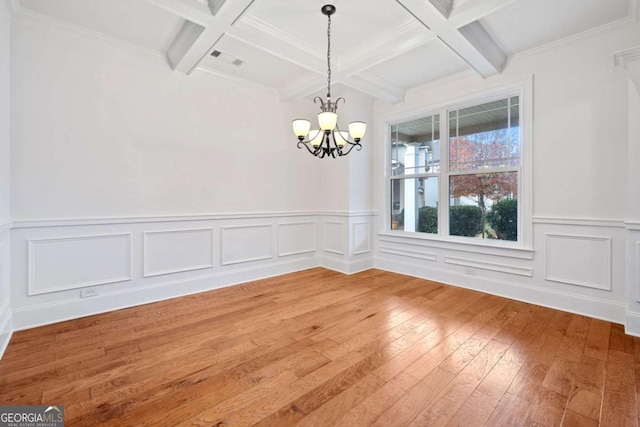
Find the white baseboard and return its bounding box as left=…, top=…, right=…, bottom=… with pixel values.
left=0, top=302, right=12, bottom=359
left=319, top=256, right=374, bottom=275
left=625, top=312, right=640, bottom=337
left=374, top=257, right=626, bottom=325
left=12, top=258, right=319, bottom=331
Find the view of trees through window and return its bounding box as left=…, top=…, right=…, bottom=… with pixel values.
left=390, top=96, right=520, bottom=242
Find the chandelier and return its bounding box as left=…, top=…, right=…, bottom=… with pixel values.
left=292, top=5, right=367, bottom=159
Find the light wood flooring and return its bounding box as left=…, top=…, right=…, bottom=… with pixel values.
left=1, top=268, right=639, bottom=426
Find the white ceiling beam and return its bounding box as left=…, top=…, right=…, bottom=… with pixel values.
left=338, top=19, right=436, bottom=76
left=448, top=0, right=520, bottom=27
left=228, top=14, right=326, bottom=75
left=195, top=65, right=278, bottom=95
left=229, top=13, right=407, bottom=102
left=146, top=0, right=256, bottom=74
left=144, top=0, right=214, bottom=27
left=396, top=0, right=507, bottom=77
left=428, top=0, right=454, bottom=18
left=337, top=72, right=406, bottom=104
left=457, top=21, right=506, bottom=74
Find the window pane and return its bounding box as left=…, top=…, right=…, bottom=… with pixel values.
left=391, top=177, right=438, bottom=233
left=449, top=97, right=519, bottom=171
left=449, top=172, right=518, bottom=241
left=391, top=114, right=440, bottom=176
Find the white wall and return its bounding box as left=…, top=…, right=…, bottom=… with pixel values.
left=10, top=15, right=326, bottom=219
left=618, top=45, right=640, bottom=334
left=373, top=20, right=640, bottom=326
left=6, top=2, right=637, bottom=346
left=5, top=12, right=374, bottom=335
left=0, top=1, right=12, bottom=357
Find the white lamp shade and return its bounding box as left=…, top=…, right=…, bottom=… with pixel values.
left=309, top=129, right=323, bottom=147
left=292, top=119, right=311, bottom=138
left=334, top=130, right=349, bottom=147
left=318, top=112, right=338, bottom=131
left=348, top=121, right=367, bottom=140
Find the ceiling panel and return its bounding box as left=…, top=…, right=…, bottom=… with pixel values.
left=16, top=0, right=636, bottom=100
left=20, top=0, right=185, bottom=53
left=245, top=0, right=410, bottom=57
left=481, top=0, right=630, bottom=55
left=365, top=39, right=469, bottom=90
left=199, top=35, right=319, bottom=90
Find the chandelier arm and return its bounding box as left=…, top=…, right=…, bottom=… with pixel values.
left=337, top=140, right=363, bottom=157
left=314, top=96, right=326, bottom=110
left=297, top=140, right=318, bottom=155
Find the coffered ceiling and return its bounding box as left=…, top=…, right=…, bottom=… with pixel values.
left=13, top=0, right=637, bottom=102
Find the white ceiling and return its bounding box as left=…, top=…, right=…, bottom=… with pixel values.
left=15, top=0, right=636, bottom=102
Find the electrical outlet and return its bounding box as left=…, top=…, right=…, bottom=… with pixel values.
left=80, top=287, right=98, bottom=298
left=464, top=268, right=477, bottom=276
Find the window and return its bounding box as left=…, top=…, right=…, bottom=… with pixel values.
left=388, top=89, right=526, bottom=245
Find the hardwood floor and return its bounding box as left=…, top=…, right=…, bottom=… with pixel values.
left=1, top=268, right=638, bottom=426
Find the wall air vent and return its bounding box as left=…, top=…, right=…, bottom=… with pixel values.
left=209, top=50, right=243, bottom=66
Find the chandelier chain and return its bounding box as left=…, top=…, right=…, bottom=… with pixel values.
left=327, top=14, right=331, bottom=99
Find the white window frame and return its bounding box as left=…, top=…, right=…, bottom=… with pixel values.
left=383, top=77, right=533, bottom=252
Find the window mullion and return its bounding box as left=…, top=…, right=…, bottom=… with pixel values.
left=448, top=167, right=519, bottom=176
left=439, top=109, right=450, bottom=237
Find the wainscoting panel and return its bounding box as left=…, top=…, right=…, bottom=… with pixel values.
left=28, top=233, right=132, bottom=295
left=143, top=228, right=214, bottom=277
left=277, top=222, right=316, bottom=257
left=323, top=221, right=345, bottom=255
left=545, top=233, right=612, bottom=290
left=352, top=222, right=371, bottom=255
left=221, top=224, right=272, bottom=266
left=445, top=256, right=533, bottom=277
left=378, top=246, right=437, bottom=262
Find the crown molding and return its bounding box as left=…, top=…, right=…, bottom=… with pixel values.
left=510, top=14, right=637, bottom=64
left=16, top=8, right=166, bottom=60
left=404, top=68, right=477, bottom=98
left=615, top=46, right=640, bottom=69
left=346, top=72, right=405, bottom=104
left=195, top=65, right=278, bottom=96
left=279, top=75, right=326, bottom=102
